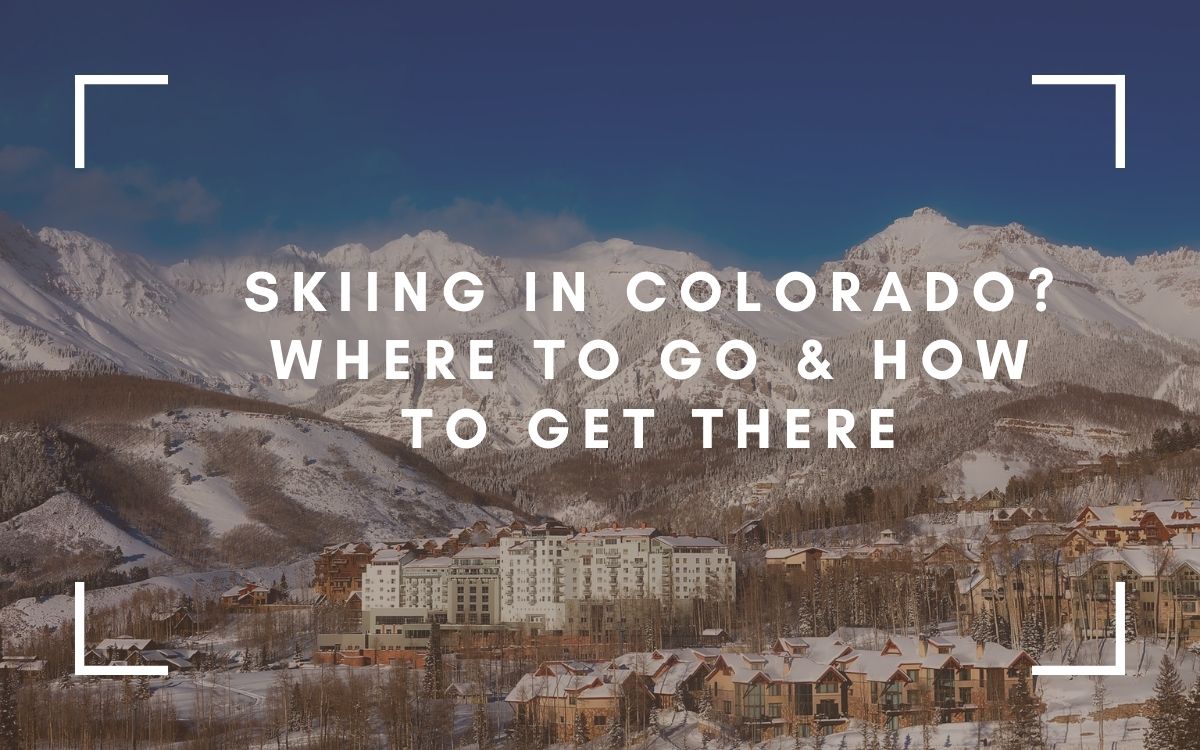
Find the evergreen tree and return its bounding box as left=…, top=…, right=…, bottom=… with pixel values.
left=422, top=621, right=445, bottom=694
left=605, top=719, right=624, bottom=750
left=134, top=674, right=152, bottom=702
left=647, top=706, right=662, bottom=739
left=881, top=723, right=899, bottom=750
left=999, top=672, right=1045, bottom=750
left=288, top=682, right=306, bottom=732
left=1182, top=674, right=1200, bottom=750
left=279, top=572, right=290, bottom=601
left=1147, top=655, right=1186, bottom=750
left=797, top=597, right=815, bottom=637
left=698, top=689, right=714, bottom=750
left=0, top=671, right=19, bottom=750
left=970, top=607, right=996, bottom=643
left=572, top=710, right=589, bottom=747
left=1019, top=610, right=1046, bottom=660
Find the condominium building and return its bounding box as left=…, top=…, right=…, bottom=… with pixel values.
left=449, top=547, right=501, bottom=625
left=348, top=522, right=735, bottom=636
left=399, top=556, right=453, bottom=616
left=499, top=521, right=573, bottom=629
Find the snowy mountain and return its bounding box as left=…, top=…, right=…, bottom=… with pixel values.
left=0, top=373, right=516, bottom=584
left=0, top=208, right=1197, bottom=522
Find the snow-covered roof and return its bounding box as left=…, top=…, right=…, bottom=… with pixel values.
left=453, top=546, right=501, bottom=559
left=655, top=535, right=724, bottom=549
left=571, top=526, right=658, bottom=541
left=403, top=556, right=454, bottom=570
left=370, top=548, right=405, bottom=563
left=765, top=547, right=822, bottom=560
left=95, top=637, right=153, bottom=651
left=711, top=652, right=846, bottom=685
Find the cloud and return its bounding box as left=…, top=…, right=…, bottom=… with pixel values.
left=0, top=145, right=219, bottom=228
left=385, top=197, right=593, bottom=256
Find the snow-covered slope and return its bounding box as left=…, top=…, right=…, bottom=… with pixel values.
left=1, top=208, right=1198, bottom=520
left=0, top=492, right=170, bottom=570
left=149, top=407, right=512, bottom=540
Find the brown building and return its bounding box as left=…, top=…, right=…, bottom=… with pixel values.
left=220, top=582, right=277, bottom=609
left=313, top=543, right=377, bottom=604
left=505, top=661, right=653, bottom=743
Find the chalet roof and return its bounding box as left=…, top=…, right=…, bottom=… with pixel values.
left=731, top=518, right=764, bottom=534
left=764, top=547, right=823, bottom=560
left=95, top=637, right=154, bottom=652
left=712, top=653, right=846, bottom=685
left=655, top=535, right=724, bottom=549
left=607, top=649, right=709, bottom=695
left=873, top=635, right=1033, bottom=670
left=221, top=584, right=269, bottom=598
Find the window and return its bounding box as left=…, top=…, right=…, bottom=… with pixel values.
left=594, top=716, right=606, bottom=725
left=815, top=682, right=838, bottom=694
left=723, top=700, right=732, bottom=714
left=769, top=684, right=781, bottom=696
left=768, top=703, right=781, bottom=718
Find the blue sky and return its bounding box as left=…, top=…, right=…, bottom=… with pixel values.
left=1, top=2, right=1197, bottom=270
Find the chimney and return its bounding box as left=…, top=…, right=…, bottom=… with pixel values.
left=976, top=639, right=985, bottom=661
left=917, top=634, right=927, bottom=658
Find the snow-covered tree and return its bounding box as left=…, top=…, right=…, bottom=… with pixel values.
left=1019, top=610, right=1045, bottom=660
left=971, top=607, right=996, bottom=643
left=572, top=710, right=589, bottom=747
left=422, top=621, right=444, bottom=694
left=605, top=720, right=624, bottom=750
left=999, top=672, right=1044, bottom=750
left=1147, top=655, right=1186, bottom=750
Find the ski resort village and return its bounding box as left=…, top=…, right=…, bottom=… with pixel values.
left=2, top=210, right=1200, bottom=748
left=6, top=487, right=1200, bottom=748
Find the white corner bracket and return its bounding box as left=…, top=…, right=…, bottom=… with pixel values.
left=1030, top=74, right=1125, bottom=169
left=74, top=581, right=168, bottom=676
left=1032, top=580, right=1126, bottom=677
left=74, top=74, right=169, bottom=169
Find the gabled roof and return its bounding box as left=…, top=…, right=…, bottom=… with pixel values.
left=709, top=653, right=848, bottom=685
left=95, top=637, right=153, bottom=652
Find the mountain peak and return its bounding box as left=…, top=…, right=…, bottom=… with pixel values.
left=895, top=207, right=956, bottom=227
